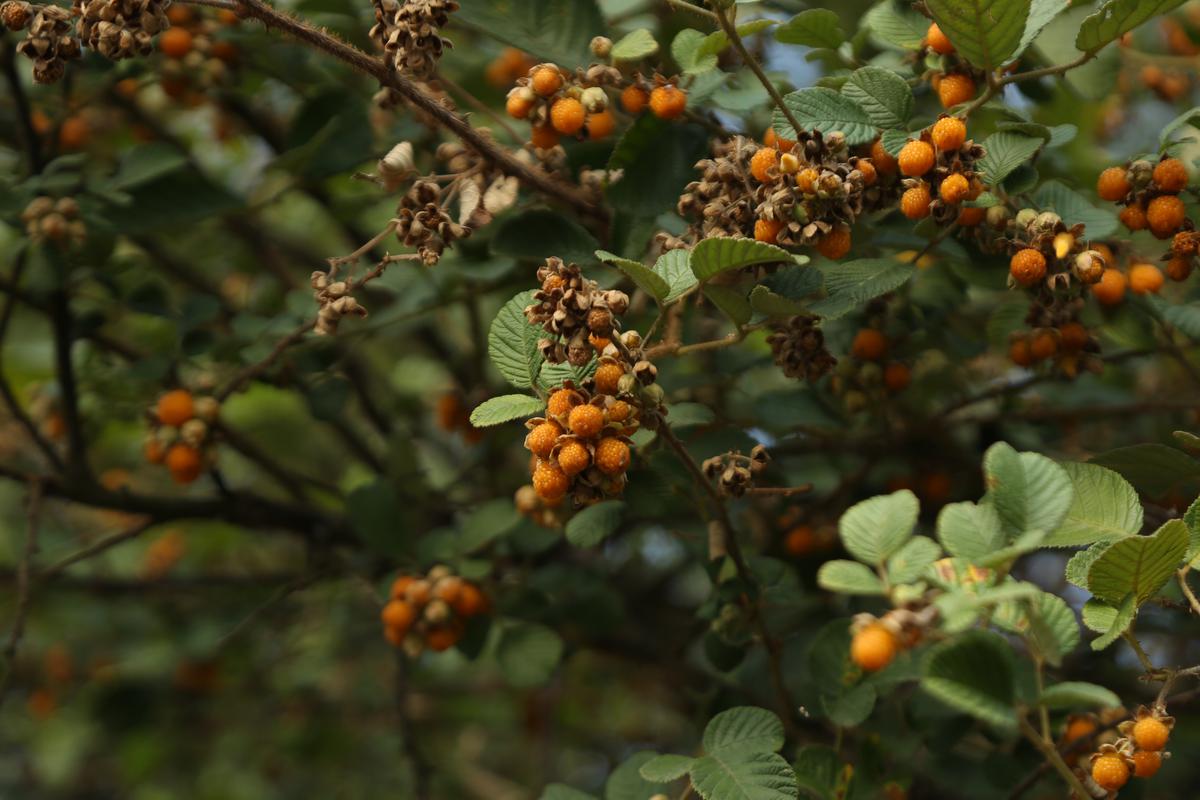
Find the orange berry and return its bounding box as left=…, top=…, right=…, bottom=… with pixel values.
left=586, top=110, right=615, bottom=139
left=1153, top=157, right=1189, bottom=192
left=568, top=403, right=604, bottom=437
left=898, top=140, right=935, bottom=177
left=883, top=362, right=910, bottom=392
left=1064, top=716, right=1097, bottom=743
left=381, top=600, right=416, bottom=635
left=900, top=183, right=932, bottom=219
left=763, top=126, right=795, bottom=152
left=1132, top=717, right=1170, bottom=751
left=57, top=116, right=89, bottom=151
left=1096, top=167, right=1131, bottom=201
left=940, top=173, right=970, bottom=204
left=931, top=116, right=967, bottom=151
left=750, top=147, right=778, bottom=182
left=648, top=85, right=686, bottom=119
left=1009, top=338, right=1033, bottom=367
left=1092, top=268, right=1128, bottom=305
left=926, top=22, right=954, bottom=55
left=530, top=65, right=562, bottom=96
left=506, top=92, right=533, bottom=119
left=1119, top=203, right=1147, bottom=232
left=557, top=440, right=591, bottom=476
left=957, top=206, right=985, bottom=226
left=165, top=4, right=192, bottom=25
left=755, top=217, right=783, bottom=243
left=159, top=27, right=194, bottom=59
left=1129, top=262, right=1164, bottom=294
left=144, top=438, right=166, bottom=464
left=532, top=460, right=569, bottom=501
left=547, top=389, right=580, bottom=417
left=850, top=623, right=898, bottom=672
left=589, top=333, right=611, bottom=351
left=784, top=525, right=815, bottom=556
left=404, top=579, right=431, bottom=605
left=1009, top=249, right=1047, bottom=287
left=594, top=437, right=630, bottom=475
left=390, top=575, right=415, bottom=599
left=856, top=159, right=877, bottom=186
left=1029, top=330, right=1057, bottom=361
left=607, top=400, right=631, bottom=423
left=530, top=124, right=559, bottom=149
left=425, top=625, right=460, bottom=652
left=156, top=389, right=195, bottom=426
left=620, top=85, right=648, bottom=114
left=1147, top=194, right=1186, bottom=238
left=594, top=363, right=624, bottom=395
left=165, top=444, right=203, bottom=484
left=453, top=582, right=487, bottom=617
left=550, top=97, right=585, bottom=135
left=526, top=421, right=563, bottom=458
left=433, top=576, right=463, bottom=605
left=815, top=227, right=852, bottom=260
left=796, top=167, right=819, bottom=194
left=1166, top=255, right=1193, bottom=281
left=851, top=328, right=887, bottom=361
left=937, top=73, right=976, bottom=108
left=1059, top=322, right=1089, bottom=351
left=210, top=40, right=238, bottom=64
left=1132, top=750, right=1162, bottom=778
left=871, top=139, right=898, bottom=174
left=1091, top=755, right=1130, bottom=791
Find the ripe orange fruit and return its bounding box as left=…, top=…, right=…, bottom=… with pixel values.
left=856, top=158, right=877, bottom=186
left=1029, top=330, right=1057, bottom=361
left=1132, top=750, right=1162, bottom=778
left=58, top=116, right=90, bottom=151
left=1009, top=338, right=1033, bottom=367
left=926, top=22, right=954, bottom=55
left=620, top=85, right=648, bottom=114
left=505, top=92, right=533, bottom=119
left=532, top=459, right=569, bottom=501
left=871, top=139, right=898, bottom=174
left=550, top=97, right=585, bottom=135
left=594, top=363, right=624, bottom=395
left=1059, top=322, right=1089, bottom=351
left=529, top=124, right=560, bottom=149
left=937, top=73, right=976, bottom=108
left=1092, top=268, right=1128, bottom=305
left=796, top=167, right=819, bottom=194
left=1147, top=194, right=1186, bottom=238
left=557, top=440, right=591, bottom=475
left=594, top=437, right=630, bottom=475
left=900, top=183, right=932, bottom=219
left=453, top=582, right=488, bottom=617
left=526, top=421, right=563, bottom=458
left=754, top=217, right=783, bottom=243
left=1096, top=166, right=1131, bottom=201
left=957, top=206, right=985, bottom=226
left=159, top=27, right=194, bottom=59
left=547, top=389, right=580, bottom=417
left=815, top=227, right=852, bottom=259
left=851, top=329, right=887, bottom=361
left=404, top=579, right=431, bottom=605
left=763, top=126, right=795, bottom=152
left=144, top=438, right=166, bottom=464
left=165, top=443, right=203, bottom=484
left=884, top=362, right=911, bottom=392
left=586, top=110, right=615, bottom=139
left=1010, top=249, right=1047, bottom=287
left=568, top=403, right=604, bottom=437
left=1091, top=754, right=1130, bottom=791
left=381, top=600, right=416, bottom=635
left=1120, top=203, right=1148, bottom=231
left=1129, top=263, right=1164, bottom=294
left=898, top=140, right=935, bottom=177
left=1153, top=157, right=1189, bottom=192
left=156, top=389, right=195, bottom=426
left=940, top=173, right=970, bottom=204
left=390, top=575, right=415, bottom=599
left=1063, top=716, right=1097, bottom=743
left=784, top=525, right=815, bottom=556
left=850, top=623, right=898, bottom=672
left=1166, top=255, right=1193, bottom=281
left=931, top=116, right=967, bottom=151
left=530, top=65, right=562, bottom=96
left=425, top=625, right=460, bottom=652
left=750, top=147, right=778, bottom=182
left=649, top=85, right=686, bottom=119
left=1132, top=717, right=1170, bottom=751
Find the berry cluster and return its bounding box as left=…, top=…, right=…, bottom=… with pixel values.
left=701, top=445, right=770, bottom=497
left=896, top=117, right=985, bottom=225
left=524, top=257, right=630, bottom=367
left=2, top=1, right=80, bottom=84
left=382, top=566, right=488, bottom=655
left=830, top=327, right=911, bottom=412
left=153, top=6, right=240, bottom=102
left=849, top=605, right=938, bottom=672
left=1098, top=157, right=1192, bottom=239
left=368, top=0, right=457, bottom=80
left=1008, top=316, right=1100, bottom=377
left=1086, top=707, right=1174, bottom=793
left=505, top=62, right=624, bottom=149
left=922, top=23, right=982, bottom=109
left=776, top=508, right=835, bottom=558
left=143, top=389, right=219, bottom=484
left=21, top=196, right=86, bottom=246
left=75, top=0, right=169, bottom=61
left=766, top=314, right=837, bottom=382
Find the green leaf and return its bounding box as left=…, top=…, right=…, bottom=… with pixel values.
left=839, top=490, right=919, bottom=565
left=541, top=784, right=598, bottom=800
left=1086, top=594, right=1137, bottom=651
left=564, top=500, right=625, bottom=547
left=1017, top=0, right=1070, bottom=57
left=807, top=259, right=914, bottom=320
left=822, top=684, right=877, bottom=727
left=672, top=29, right=719, bottom=75
left=1186, top=496, right=1200, bottom=565
left=1066, top=544, right=1108, bottom=590
left=668, top=402, right=715, bottom=428
left=1047, top=462, right=1142, bottom=547
left=596, top=249, right=669, bottom=301
left=749, top=285, right=808, bottom=316
left=610, top=28, right=658, bottom=61
left=1087, top=519, right=1189, bottom=606
left=606, top=752, right=661, bottom=800
left=1091, top=444, right=1200, bottom=498
left=496, top=621, right=564, bottom=687
left=104, top=168, right=242, bottom=233
left=1160, top=106, right=1200, bottom=148
left=488, top=290, right=541, bottom=389
left=639, top=754, right=694, bottom=783
left=793, top=745, right=840, bottom=800
left=703, top=285, right=752, bottom=327
left=842, top=67, right=914, bottom=129
left=921, top=630, right=1017, bottom=731
left=773, top=88, right=876, bottom=146
left=1165, top=304, right=1200, bottom=340
left=1076, top=0, right=1187, bottom=54
left=937, top=501, right=1006, bottom=562
left=347, top=481, right=410, bottom=557
left=652, top=249, right=698, bottom=304
left=606, top=116, right=709, bottom=217
left=864, top=0, right=928, bottom=50
left=1031, top=180, right=1118, bottom=239
left=455, top=0, right=604, bottom=67
left=1040, top=681, right=1121, bottom=710
left=975, top=528, right=1046, bottom=568
left=926, top=0, right=1032, bottom=70
left=458, top=499, right=523, bottom=553
left=817, top=560, right=888, bottom=595
left=692, top=238, right=791, bottom=281
left=540, top=357, right=596, bottom=391
left=775, top=9, right=845, bottom=49
left=886, top=536, right=941, bottom=585
left=105, top=143, right=188, bottom=191
left=469, top=394, right=545, bottom=427
left=879, top=129, right=911, bottom=157
left=702, top=707, right=785, bottom=755
left=688, top=751, right=798, bottom=800
left=493, top=210, right=600, bottom=266
left=978, top=132, right=1044, bottom=185
left=994, top=590, right=1079, bottom=666
left=983, top=442, right=1073, bottom=538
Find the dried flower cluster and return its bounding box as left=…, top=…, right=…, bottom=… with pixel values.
left=766, top=315, right=837, bottom=382
left=524, top=257, right=630, bottom=367
left=21, top=196, right=86, bottom=246
left=4, top=2, right=82, bottom=84
left=74, top=0, right=169, bottom=60
left=701, top=445, right=770, bottom=498
left=369, top=0, right=458, bottom=79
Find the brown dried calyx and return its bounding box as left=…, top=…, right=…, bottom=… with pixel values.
left=21, top=195, right=86, bottom=245
left=524, top=257, right=629, bottom=366
left=671, top=136, right=765, bottom=246
left=369, top=0, right=458, bottom=79
left=74, top=0, right=168, bottom=60
left=766, top=315, right=837, bottom=382
left=310, top=272, right=367, bottom=336
left=702, top=445, right=771, bottom=498
left=393, top=179, right=470, bottom=266
left=9, top=3, right=81, bottom=84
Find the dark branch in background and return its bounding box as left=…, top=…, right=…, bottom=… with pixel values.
left=0, top=480, right=43, bottom=712
left=0, top=569, right=305, bottom=594
left=395, top=651, right=434, bottom=799
left=49, top=290, right=90, bottom=478
left=1, top=37, right=44, bottom=172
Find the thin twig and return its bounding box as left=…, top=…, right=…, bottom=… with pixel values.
left=215, top=321, right=315, bottom=402
left=395, top=652, right=434, bottom=799
left=711, top=4, right=804, bottom=140
left=1178, top=567, right=1200, bottom=616
left=39, top=517, right=156, bottom=580
left=1017, top=716, right=1091, bottom=798
left=0, top=479, right=44, bottom=711
left=957, top=53, right=1095, bottom=119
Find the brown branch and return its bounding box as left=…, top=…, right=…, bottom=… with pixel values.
left=39, top=517, right=156, bottom=580
left=216, top=320, right=315, bottom=401
left=0, top=480, right=43, bottom=712
left=395, top=652, right=434, bottom=799
left=711, top=4, right=804, bottom=140
left=49, top=290, right=90, bottom=478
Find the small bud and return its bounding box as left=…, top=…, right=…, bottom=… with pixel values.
left=616, top=372, right=638, bottom=395
left=750, top=444, right=770, bottom=468
left=193, top=396, right=220, bottom=422
left=515, top=484, right=539, bottom=513
left=779, top=152, right=800, bottom=175
left=180, top=418, right=207, bottom=447
left=1034, top=211, right=1061, bottom=231
left=589, top=35, right=612, bottom=58
left=1128, top=159, right=1153, bottom=185
left=580, top=85, right=607, bottom=112
left=633, top=359, right=657, bottom=384
left=619, top=329, right=641, bottom=349
left=986, top=205, right=1011, bottom=229
left=1014, top=208, right=1037, bottom=228
left=1053, top=232, right=1075, bottom=259
left=640, top=382, right=665, bottom=407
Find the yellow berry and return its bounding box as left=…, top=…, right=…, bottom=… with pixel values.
left=1092, top=268, right=1128, bottom=305
left=937, top=73, right=976, bottom=108
left=526, top=421, right=563, bottom=458
left=900, top=183, right=932, bottom=219
left=594, top=437, right=630, bottom=475
left=926, top=22, right=954, bottom=55
left=1147, top=194, right=1186, bottom=239
left=850, top=623, right=897, bottom=672
left=898, top=140, right=935, bottom=177
left=568, top=403, right=604, bottom=437
left=1132, top=717, right=1170, bottom=752
left=649, top=85, right=686, bottom=119
left=1091, top=754, right=1130, bottom=791
left=1009, top=248, right=1047, bottom=287
left=1097, top=166, right=1131, bottom=201
left=1129, top=263, right=1165, bottom=294
left=1153, top=157, right=1189, bottom=192
left=755, top=217, right=783, bottom=243
left=931, top=116, right=967, bottom=151
left=750, top=147, right=778, bottom=182
left=557, top=440, right=591, bottom=476
left=532, top=460, right=569, bottom=501
left=940, top=173, right=970, bottom=204
left=815, top=227, right=852, bottom=260
left=531, top=65, right=563, bottom=96
left=550, top=97, right=585, bottom=135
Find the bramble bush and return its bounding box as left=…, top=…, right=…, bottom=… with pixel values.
left=4, top=0, right=1200, bottom=797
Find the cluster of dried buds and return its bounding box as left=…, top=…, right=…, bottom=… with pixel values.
left=369, top=0, right=457, bottom=79
left=766, top=314, right=837, bottom=382
left=434, top=140, right=519, bottom=229
left=143, top=388, right=220, bottom=485
left=393, top=178, right=469, bottom=265
left=382, top=565, right=489, bottom=656
left=310, top=272, right=367, bottom=336
left=701, top=445, right=770, bottom=498
left=74, top=0, right=168, bottom=60
left=666, top=136, right=762, bottom=245
left=3, top=1, right=81, bottom=84
left=21, top=196, right=86, bottom=246
left=525, top=257, right=630, bottom=367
